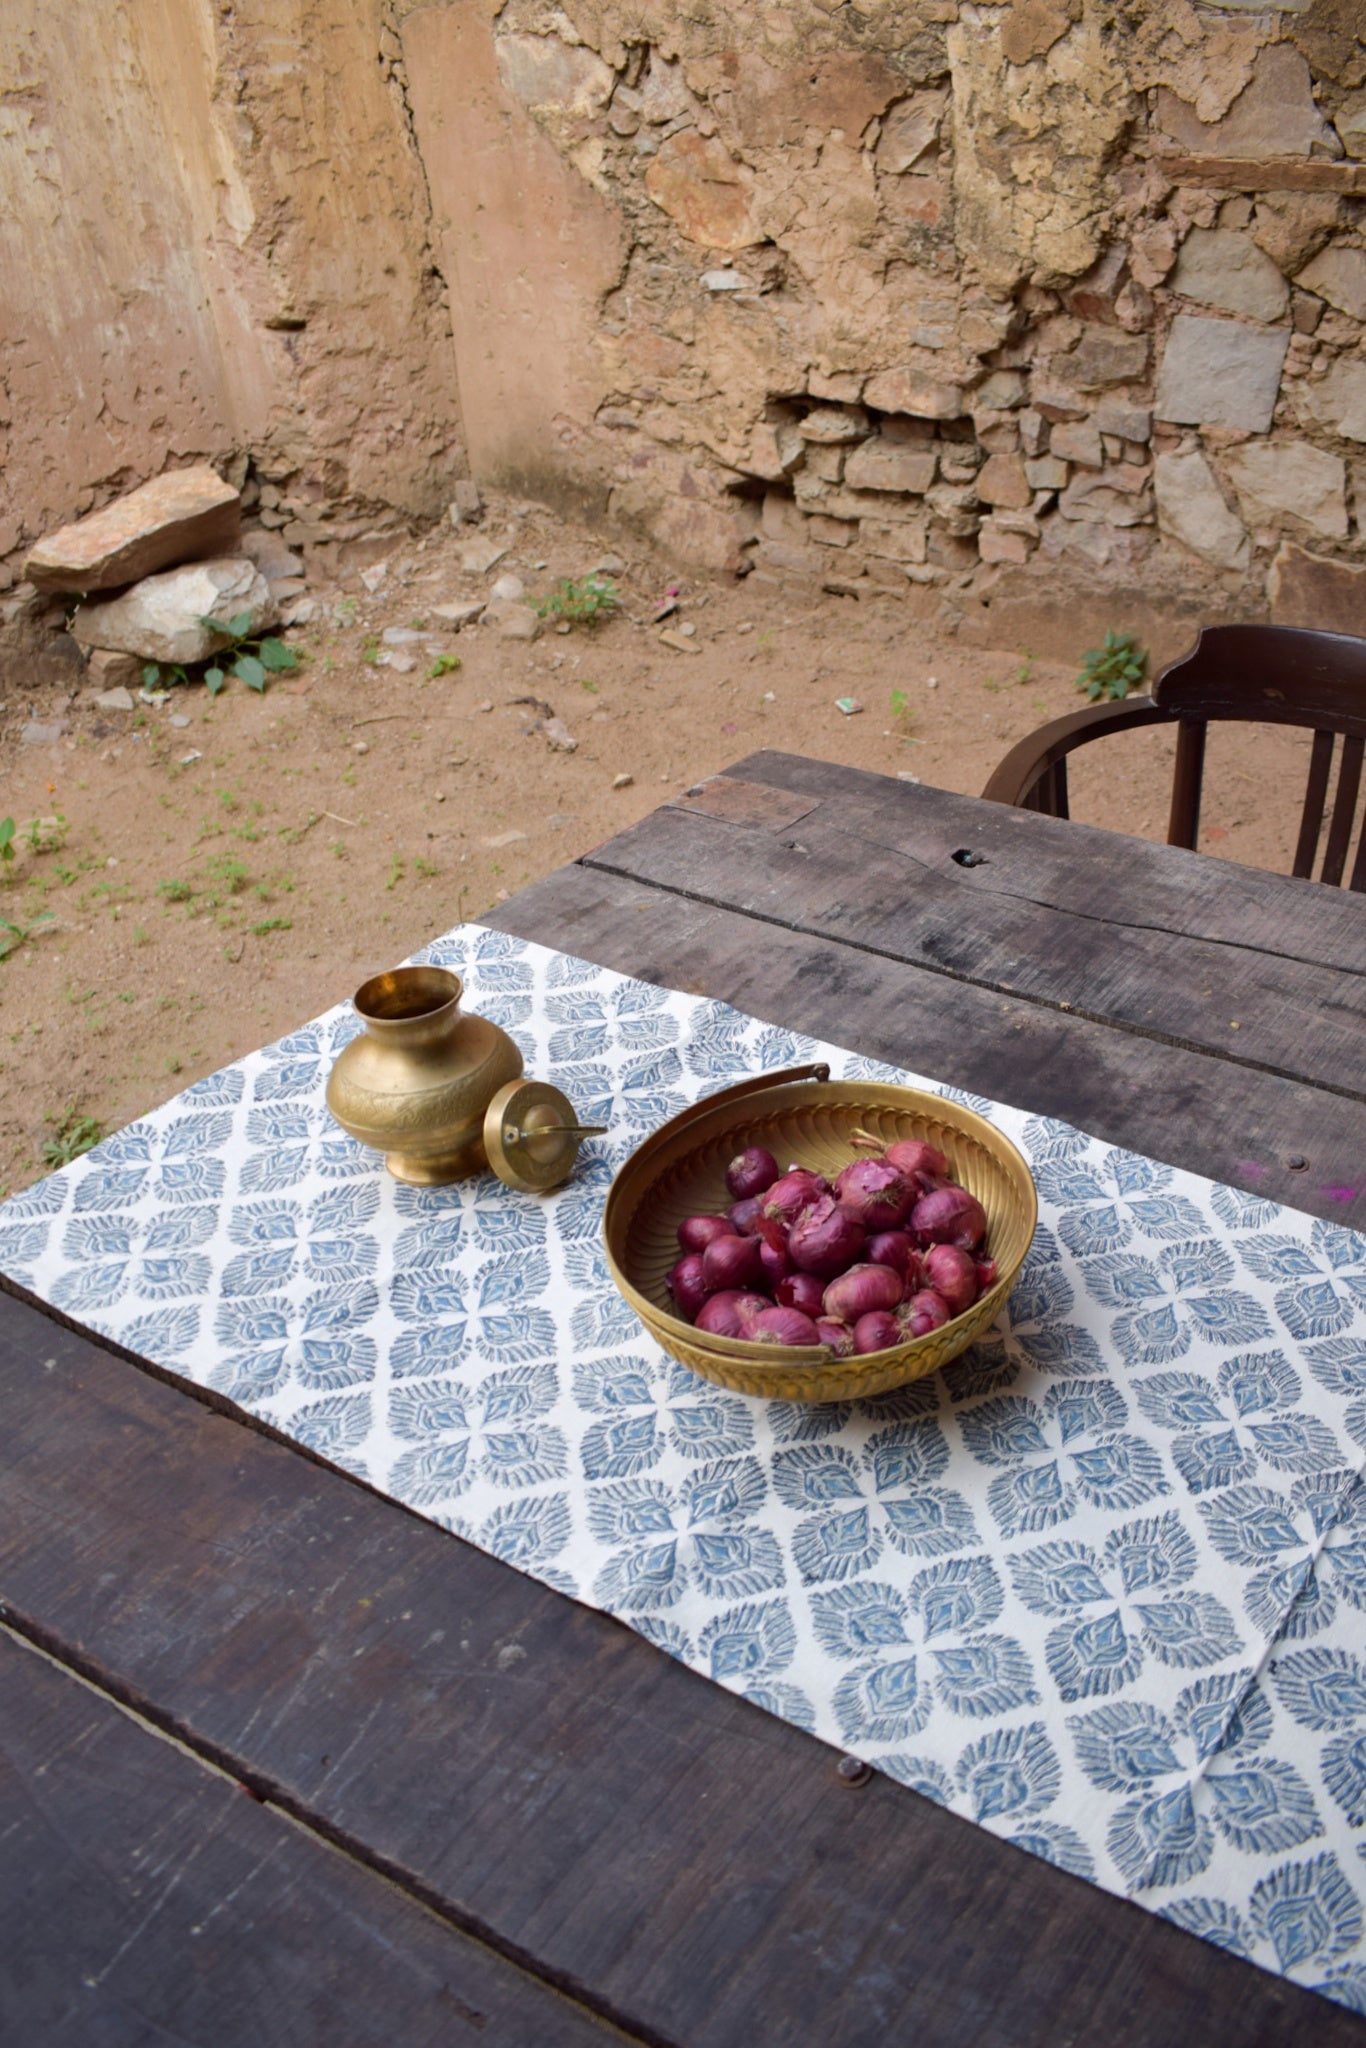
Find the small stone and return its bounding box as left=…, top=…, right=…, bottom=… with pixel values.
left=799, top=405, right=869, bottom=444
left=240, top=533, right=304, bottom=582
left=382, top=652, right=418, bottom=674
left=843, top=441, right=937, bottom=494
left=94, top=686, right=135, bottom=712
left=487, top=602, right=540, bottom=642
left=1155, top=315, right=1290, bottom=434
left=1295, top=358, right=1366, bottom=444
left=85, top=648, right=142, bottom=690
left=701, top=268, right=747, bottom=291
left=433, top=791, right=446, bottom=803
left=1048, top=420, right=1104, bottom=468
left=1054, top=327, right=1150, bottom=391
left=975, top=453, right=1031, bottom=509
left=169, top=712, right=192, bottom=728
left=382, top=626, right=427, bottom=645
left=1336, top=92, right=1366, bottom=161
left=22, top=721, right=65, bottom=744
left=1094, top=402, right=1152, bottom=444
left=1171, top=229, right=1291, bottom=324
left=481, top=829, right=528, bottom=849
left=1269, top=541, right=1366, bottom=634
left=491, top=573, right=526, bottom=602
left=179, top=750, right=202, bottom=766
left=978, top=522, right=1034, bottom=565
left=459, top=538, right=508, bottom=576
left=26, top=465, right=240, bottom=595
left=359, top=562, right=389, bottom=593
left=678, top=621, right=696, bottom=636
left=863, top=369, right=964, bottom=420
left=72, top=558, right=278, bottom=665
left=543, top=717, right=577, bottom=752
left=478, top=699, right=494, bottom=713
left=353, top=739, right=370, bottom=754
left=612, top=772, right=634, bottom=789
left=431, top=600, right=485, bottom=629
left=590, top=553, right=625, bottom=576
left=1295, top=245, right=1366, bottom=324
left=658, top=628, right=702, bottom=653
left=1057, top=467, right=1154, bottom=528
left=449, top=479, right=482, bottom=524
left=1024, top=455, right=1069, bottom=492
left=280, top=598, right=317, bottom=627
left=1225, top=439, right=1348, bottom=541
left=807, top=514, right=858, bottom=548
left=1018, top=409, right=1048, bottom=458
left=1154, top=449, right=1250, bottom=572
left=974, top=370, right=1027, bottom=411
left=555, top=620, right=573, bottom=634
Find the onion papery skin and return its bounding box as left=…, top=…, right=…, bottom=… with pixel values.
left=823, top=1261, right=904, bottom=1324
left=911, top=1183, right=987, bottom=1251
left=701, top=1230, right=766, bottom=1293
left=763, top=1168, right=830, bottom=1225
left=725, top=1145, right=780, bottom=1201
left=816, top=1317, right=856, bottom=1357
left=776, top=1271, right=827, bottom=1318
left=866, top=1231, right=921, bottom=1284
left=678, top=1213, right=736, bottom=1254
left=923, top=1243, right=979, bottom=1316
left=852, top=1310, right=903, bottom=1354
left=884, top=1138, right=949, bottom=1188
left=695, top=1290, right=768, bottom=1339
left=788, top=1195, right=866, bottom=1278
left=728, top=1195, right=767, bottom=1235
left=833, top=1158, right=915, bottom=1232
left=900, top=1287, right=952, bottom=1337
left=748, top=1305, right=822, bottom=1348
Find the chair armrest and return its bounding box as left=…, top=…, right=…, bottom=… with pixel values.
left=981, top=697, right=1175, bottom=808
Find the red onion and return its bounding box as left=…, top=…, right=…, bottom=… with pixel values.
left=748, top=1305, right=821, bottom=1348
left=866, top=1230, right=921, bottom=1284
left=695, top=1289, right=768, bottom=1339
left=885, top=1137, right=949, bottom=1187
left=728, top=1195, right=767, bottom=1234
left=923, top=1244, right=979, bottom=1316
left=817, top=1317, right=856, bottom=1357
left=678, top=1213, right=736, bottom=1254
left=702, top=1230, right=766, bottom=1293
left=754, top=1216, right=794, bottom=1285
left=911, top=1183, right=987, bottom=1251
left=900, top=1288, right=952, bottom=1337
left=725, top=1145, right=779, bottom=1201
left=776, top=1271, right=827, bottom=1318
left=833, top=1158, right=914, bottom=1231
left=853, top=1310, right=903, bottom=1354
left=975, top=1256, right=999, bottom=1293
left=823, top=1261, right=904, bottom=1324
left=763, top=1167, right=829, bottom=1225
left=788, top=1195, right=865, bottom=1277
left=668, top=1253, right=711, bottom=1322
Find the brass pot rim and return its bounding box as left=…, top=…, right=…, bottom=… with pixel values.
left=353, top=963, right=463, bottom=1028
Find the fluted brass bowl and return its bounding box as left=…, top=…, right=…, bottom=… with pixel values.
left=603, top=1066, right=1036, bottom=1402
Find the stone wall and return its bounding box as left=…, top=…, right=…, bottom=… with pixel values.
left=0, top=0, right=465, bottom=584
left=6, top=0, right=1366, bottom=650
left=406, top=0, right=1366, bottom=650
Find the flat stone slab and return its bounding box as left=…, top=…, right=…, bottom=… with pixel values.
left=71, top=559, right=278, bottom=666
left=26, top=466, right=240, bottom=596
left=1154, top=313, right=1289, bottom=432
left=1269, top=540, right=1366, bottom=635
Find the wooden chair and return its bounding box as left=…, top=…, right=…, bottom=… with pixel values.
left=981, top=624, right=1366, bottom=890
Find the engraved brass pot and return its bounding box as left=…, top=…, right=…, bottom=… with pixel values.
left=326, top=965, right=523, bottom=1185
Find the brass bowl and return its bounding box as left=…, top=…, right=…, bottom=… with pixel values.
left=603, top=1066, right=1037, bottom=1402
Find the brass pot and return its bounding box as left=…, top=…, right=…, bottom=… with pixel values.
left=326, top=965, right=523, bottom=1185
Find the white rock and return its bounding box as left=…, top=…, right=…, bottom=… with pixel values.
left=94, top=686, right=135, bottom=711
left=71, top=559, right=279, bottom=665
left=460, top=538, right=508, bottom=576
left=481, top=829, right=527, bottom=849
left=1154, top=314, right=1290, bottom=434
left=1224, top=439, right=1348, bottom=541
left=1154, top=449, right=1250, bottom=572
left=1170, top=230, right=1290, bottom=324
left=1295, top=245, right=1366, bottom=324
left=431, top=600, right=486, bottom=628
left=485, top=601, right=540, bottom=641
left=382, top=626, right=427, bottom=645
left=490, top=573, right=526, bottom=602
left=359, top=562, right=389, bottom=592
left=702, top=269, right=747, bottom=291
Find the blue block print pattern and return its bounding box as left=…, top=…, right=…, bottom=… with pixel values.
left=2, top=923, right=1364, bottom=2012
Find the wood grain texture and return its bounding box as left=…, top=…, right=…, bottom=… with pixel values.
left=486, top=862, right=1366, bottom=1232
left=1, top=1293, right=1362, bottom=2048
left=583, top=753, right=1366, bottom=1104
left=0, top=1627, right=627, bottom=2048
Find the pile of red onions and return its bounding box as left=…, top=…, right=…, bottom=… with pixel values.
left=665, top=1136, right=997, bottom=1356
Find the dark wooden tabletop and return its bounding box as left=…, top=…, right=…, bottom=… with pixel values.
left=3, top=754, right=1364, bottom=2047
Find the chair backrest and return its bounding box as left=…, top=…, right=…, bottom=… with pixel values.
left=1154, top=625, right=1366, bottom=887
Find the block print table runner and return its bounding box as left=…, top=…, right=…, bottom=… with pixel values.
left=3, top=923, right=1366, bottom=2012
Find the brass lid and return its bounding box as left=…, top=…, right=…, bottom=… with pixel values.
left=484, top=1079, right=605, bottom=1194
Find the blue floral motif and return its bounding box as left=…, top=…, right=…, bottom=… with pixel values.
left=1250, top=1854, right=1363, bottom=1971
left=955, top=1723, right=1061, bottom=1820
left=1081, top=1241, right=1271, bottom=1364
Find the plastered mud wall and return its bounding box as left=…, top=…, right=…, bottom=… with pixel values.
left=6, top=0, right=1366, bottom=648
left=1, top=0, right=464, bottom=577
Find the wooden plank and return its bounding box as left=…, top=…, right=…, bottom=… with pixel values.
left=1157, top=155, right=1366, bottom=195
left=488, top=863, right=1366, bottom=1232
left=668, top=773, right=820, bottom=831
left=581, top=755, right=1366, bottom=1103
left=1, top=1292, right=1361, bottom=2048
left=0, top=1627, right=629, bottom=2048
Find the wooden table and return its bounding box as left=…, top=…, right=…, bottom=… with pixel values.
left=3, top=752, right=1364, bottom=2046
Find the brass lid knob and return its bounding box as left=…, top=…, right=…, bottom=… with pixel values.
left=483, top=1079, right=605, bottom=1194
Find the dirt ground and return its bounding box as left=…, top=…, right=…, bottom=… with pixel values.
left=0, top=496, right=1320, bottom=1198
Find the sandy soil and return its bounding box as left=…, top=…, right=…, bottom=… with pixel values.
left=0, top=496, right=1319, bottom=1197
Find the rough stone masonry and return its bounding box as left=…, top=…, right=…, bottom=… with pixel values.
left=4, top=0, right=1366, bottom=654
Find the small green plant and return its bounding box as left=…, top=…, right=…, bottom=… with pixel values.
left=0, top=818, right=14, bottom=866
left=159, top=878, right=194, bottom=903
left=142, top=612, right=301, bottom=697
left=579, top=676, right=600, bottom=694
left=0, top=909, right=53, bottom=961
left=1076, top=630, right=1147, bottom=703
left=535, top=575, right=618, bottom=627
left=42, top=1108, right=104, bottom=1169
left=249, top=916, right=293, bottom=936
left=428, top=653, right=462, bottom=679
left=385, top=853, right=405, bottom=891
left=361, top=636, right=382, bottom=666
left=1016, top=653, right=1037, bottom=687
left=413, top=855, right=438, bottom=878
